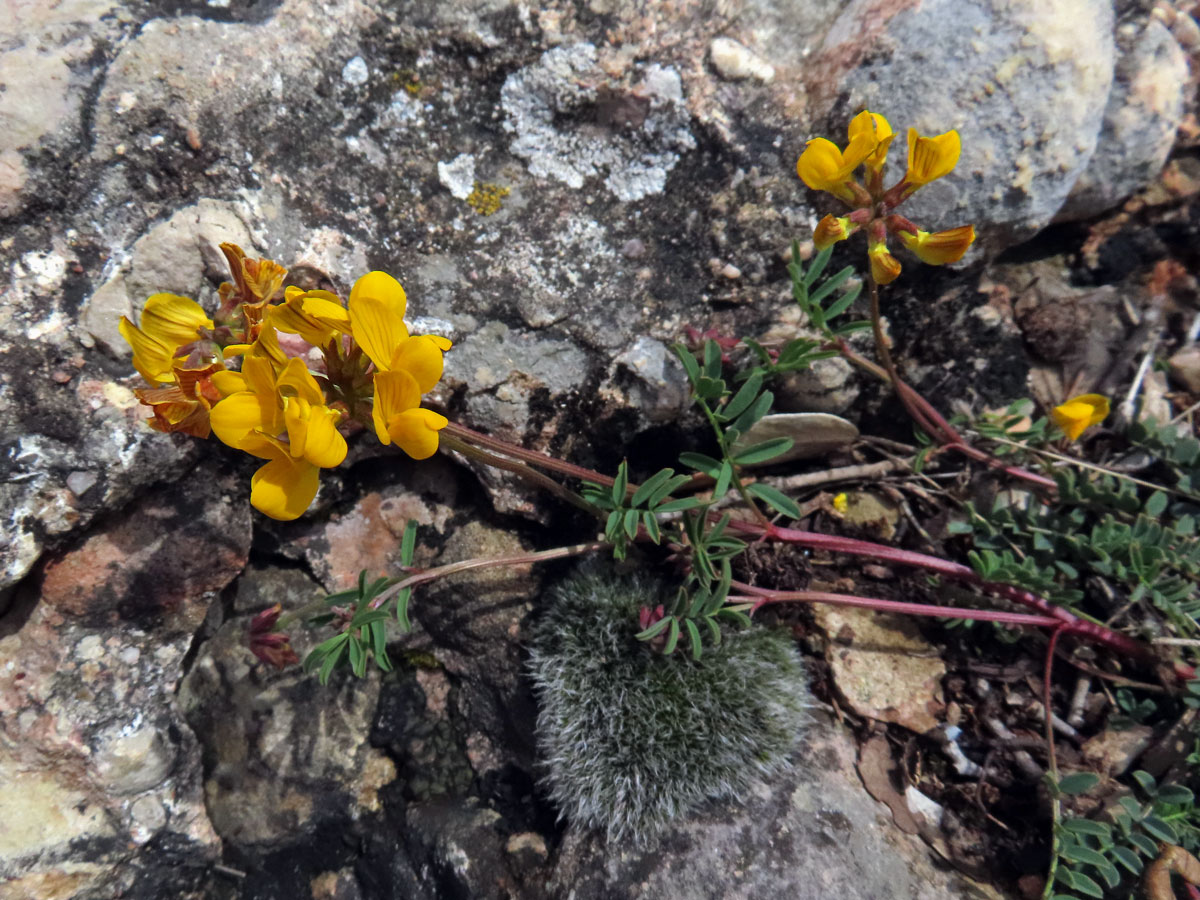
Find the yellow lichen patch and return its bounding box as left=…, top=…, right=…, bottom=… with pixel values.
left=466, top=181, right=510, bottom=216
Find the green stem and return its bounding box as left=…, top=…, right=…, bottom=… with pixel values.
left=696, top=396, right=772, bottom=530
left=439, top=432, right=601, bottom=517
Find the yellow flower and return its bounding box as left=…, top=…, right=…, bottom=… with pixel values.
left=796, top=135, right=874, bottom=204
left=832, top=492, right=849, bottom=513
left=347, top=271, right=452, bottom=458
left=210, top=356, right=347, bottom=519
left=868, top=241, right=902, bottom=285
left=847, top=111, right=894, bottom=176
left=271, top=286, right=352, bottom=347
left=1050, top=394, right=1110, bottom=441
left=896, top=225, right=976, bottom=265
left=813, top=214, right=855, bottom=251
left=118, top=293, right=213, bottom=384
left=904, top=127, right=961, bottom=192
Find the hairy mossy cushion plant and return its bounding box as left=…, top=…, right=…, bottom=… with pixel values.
left=528, top=567, right=810, bottom=843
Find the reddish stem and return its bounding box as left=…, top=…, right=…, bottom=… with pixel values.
left=730, top=581, right=1062, bottom=628
left=729, top=518, right=1195, bottom=681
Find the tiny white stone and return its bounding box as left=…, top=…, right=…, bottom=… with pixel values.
left=710, top=37, right=776, bottom=83
left=342, top=56, right=369, bottom=86
left=437, top=154, right=477, bottom=200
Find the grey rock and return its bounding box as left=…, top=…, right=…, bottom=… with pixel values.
left=732, top=412, right=859, bottom=464
left=1058, top=18, right=1188, bottom=220
left=501, top=43, right=696, bottom=201
left=776, top=355, right=861, bottom=414
left=547, top=717, right=990, bottom=900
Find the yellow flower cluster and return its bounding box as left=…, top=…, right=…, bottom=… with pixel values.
left=120, top=245, right=451, bottom=520
left=1051, top=393, right=1109, bottom=441
left=797, top=111, right=976, bottom=284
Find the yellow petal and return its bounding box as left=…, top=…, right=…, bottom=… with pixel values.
left=1051, top=394, right=1110, bottom=441
left=302, top=294, right=352, bottom=334
left=905, top=128, right=961, bottom=188
left=250, top=453, right=321, bottom=520
left=349, top=272, right=409, bottom=370
left=211, top=370, right=247, bottom=397
left=138, top=293, right=213, bottom=347
left=282, top=396, right=312, bottom=457
left=388, top=407, right=448, bottom=460
left=371, top=369, right=421, bottom=445
left=276, top=356, right=325, bottom=406
left=897, top=225, right=976, bottom=265
left=847, top=111, right=895, bottom=173
left=301, top=406, right=348, bottom=468
left=242, top=356, right=279, bottom=404
left=868, top=243, right=902, bottom=285
left=119, top=316, right=175, bottom=384
left=270, top=297, right=335, bottom=347
left=389, top=335, right=447, bottom=394
left=210, top=391, right=276, bottom=449
left=248, top=321, right=289, bottom=370
left=796, top=137, right=852, bottom=193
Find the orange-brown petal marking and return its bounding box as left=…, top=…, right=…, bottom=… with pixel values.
left=388, top=408, right=449, bottom=460
left=868, top=242, right=902, bottom=285
left=904, top=127, right=961, bottom=189
left=813, top=214, right=855, bottom=251
left=896, top=225, right=976, bottom=265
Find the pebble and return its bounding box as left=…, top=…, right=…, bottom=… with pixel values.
left=709, top=37, right=775, bottom=83
left=341, top=55, right=369, bottom=86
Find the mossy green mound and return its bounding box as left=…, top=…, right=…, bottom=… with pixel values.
left=529, top=568, right=810, bottom=843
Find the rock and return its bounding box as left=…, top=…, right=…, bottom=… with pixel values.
left=1169, top=345, right=1200, bottom=393
left=0, top=461, right=244, bottom=895
left=812, top=605, right=946, bottom=733
left=547, top=717, right=985, bottom=899
left=500, top=43, right=696, bottom=201
left=1082, top=724, right=1155, bottom=776
left=731, top=412, right=858, bottom=464
left=811, top=0, right=1118, bottom=252
left=709, top=37, right=775, bottom=83
left=1058, top=18, right=1189, bottom=220
left=776, top=356, right=861, bottom=414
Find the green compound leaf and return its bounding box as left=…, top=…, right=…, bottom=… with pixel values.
left=1155, top=783, right=1194, bottom=805
left=1144, top=490, right=1168, bottom=518
left=679, top=452, right=723, bottom=477
left=635, top=615, right=672, bottom=642
left=713, top=461, right=733, bottom=499
left=1139, top=814, right=1178, bottom=844
left=1057, top=772, right=1101, bottom=796
left=395, top=586, right=413, bottom=632
left=654, top=496, right=706, bottom=514
left=684, top=618, right=703, bottom=660
left=401, top=519, right=418, bottom=565
left=671, top=342, right=700, bottom=384
left=732, top=437, right=794, bottom=466
left=1062, top=818, right=1112, bottom=839
left=663, top=617, right=681, bottom=655
left=631, top=468, right=678, bottom=508
left=348, top=634, right=366, bottom=678
left=318, top=638, right=348, bottom=685
left=702, top=339, right=722, bottom=380
left=1110, top=846, right=1142, bottom=874
left=730, top=391, right=774, bottom=435
left=1057, top=867, right=1103, bottom=898
left=611, top=460, right=629, bottom=506
left=746, top=482, right=802, bottom=519
left=642, top=509, right=662, bottom=544
left=721, top=372, right=763, bottom=423
left=623, top=508, right=641, bottom=540
left=369, top=619, right=392, bottom=672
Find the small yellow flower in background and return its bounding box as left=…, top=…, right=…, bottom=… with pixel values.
left=832, top=492, right=849, bottom=514
left=796, top=111, right=975, bottom=283
left=1051, top=394, right=1110, bottom=441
